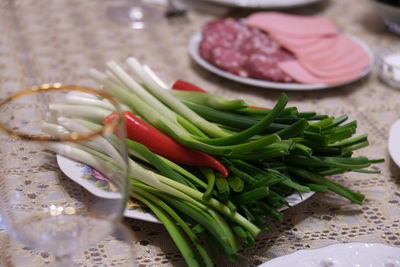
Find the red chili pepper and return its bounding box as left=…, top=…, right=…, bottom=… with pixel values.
left=104, top=111, right=228, bottom=177
left=249, top=106, right=267, bottom=109
left=172, top=80, right=207, bottom=93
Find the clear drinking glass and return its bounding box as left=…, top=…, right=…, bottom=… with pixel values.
left=106, top=0, right=164, bottom=29
left=0, top=84, right=135, bottom=266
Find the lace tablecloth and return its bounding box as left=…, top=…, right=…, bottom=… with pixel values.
left=0, top=0, right=399, bottom=266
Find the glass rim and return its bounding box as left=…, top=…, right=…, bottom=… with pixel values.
left=0, top=83, right=123, bottom=142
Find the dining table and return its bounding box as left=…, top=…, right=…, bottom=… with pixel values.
left=0, top=0, right=399, bottom=266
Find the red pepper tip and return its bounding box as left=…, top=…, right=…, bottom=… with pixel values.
left=172, top=79, right=208, bottom=93
left=219, top=167, right=229, bottom=177
left=249, top=106, right=268, bottom=109
left=103, top=112, right=119, bottom=125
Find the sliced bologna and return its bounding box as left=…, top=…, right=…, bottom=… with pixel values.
left=245, top=12, right=370, bottom=85
left=299, top=43, right=370, bottom=78
left=291, top=35, right=339, bottom=56
left=246, top=12, right=338, bottom=37
left=267, top=33, right=325, bottom=52
left=278, top=60, right=324, bottom=84
left=299, top=35, right=360, bottom=64
left=278, top=60, right=366, bottom=85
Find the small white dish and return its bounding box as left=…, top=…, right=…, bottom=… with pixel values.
left=258, top=242, right=400, bottom=267
left=57, top=155, right=314, bottom=223
left=376, top=48, right=400, bottom=89
left=189, top=32, right=373, bottom=90
left=389, top=119, right=400, bottom=167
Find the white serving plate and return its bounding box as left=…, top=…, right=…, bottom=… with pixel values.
left=57, top=155, right=160, bottom=224
left=189, top=32, right=373, bottom=90
left=258, top=242, right=400, bottom=267
left=198, top=0, right=323, bottom=9
left=389, top=119, right=400, bottom=167
left=57, top=154, right=314, bottom=224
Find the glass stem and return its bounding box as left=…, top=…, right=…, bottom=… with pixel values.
left=54, top=254, right=76, bottom=267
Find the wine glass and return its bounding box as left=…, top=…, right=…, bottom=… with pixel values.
left=0, top=84, right=135, bottom=266
left=106, top=0, right=165, bottom=29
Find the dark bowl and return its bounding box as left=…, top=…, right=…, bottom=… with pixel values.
left=374, top=0, right=400, bottom=35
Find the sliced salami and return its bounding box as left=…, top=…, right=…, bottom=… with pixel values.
left=210, top=47, right=247, bottom=75
left=199, top=19, right=295, bottom=83
left=244, top=53, right=294, bottom=82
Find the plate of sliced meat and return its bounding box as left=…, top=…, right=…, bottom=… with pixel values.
left=189, top=13, right=373, bottom=90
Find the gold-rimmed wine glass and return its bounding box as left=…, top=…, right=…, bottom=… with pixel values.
left=0, top=84, right=135, bottom=266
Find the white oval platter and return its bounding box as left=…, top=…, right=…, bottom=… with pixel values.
left=57, top=155, right=314, bottom=224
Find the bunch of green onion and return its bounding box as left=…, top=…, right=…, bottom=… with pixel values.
left=43, top=58, right=383, bottom=267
